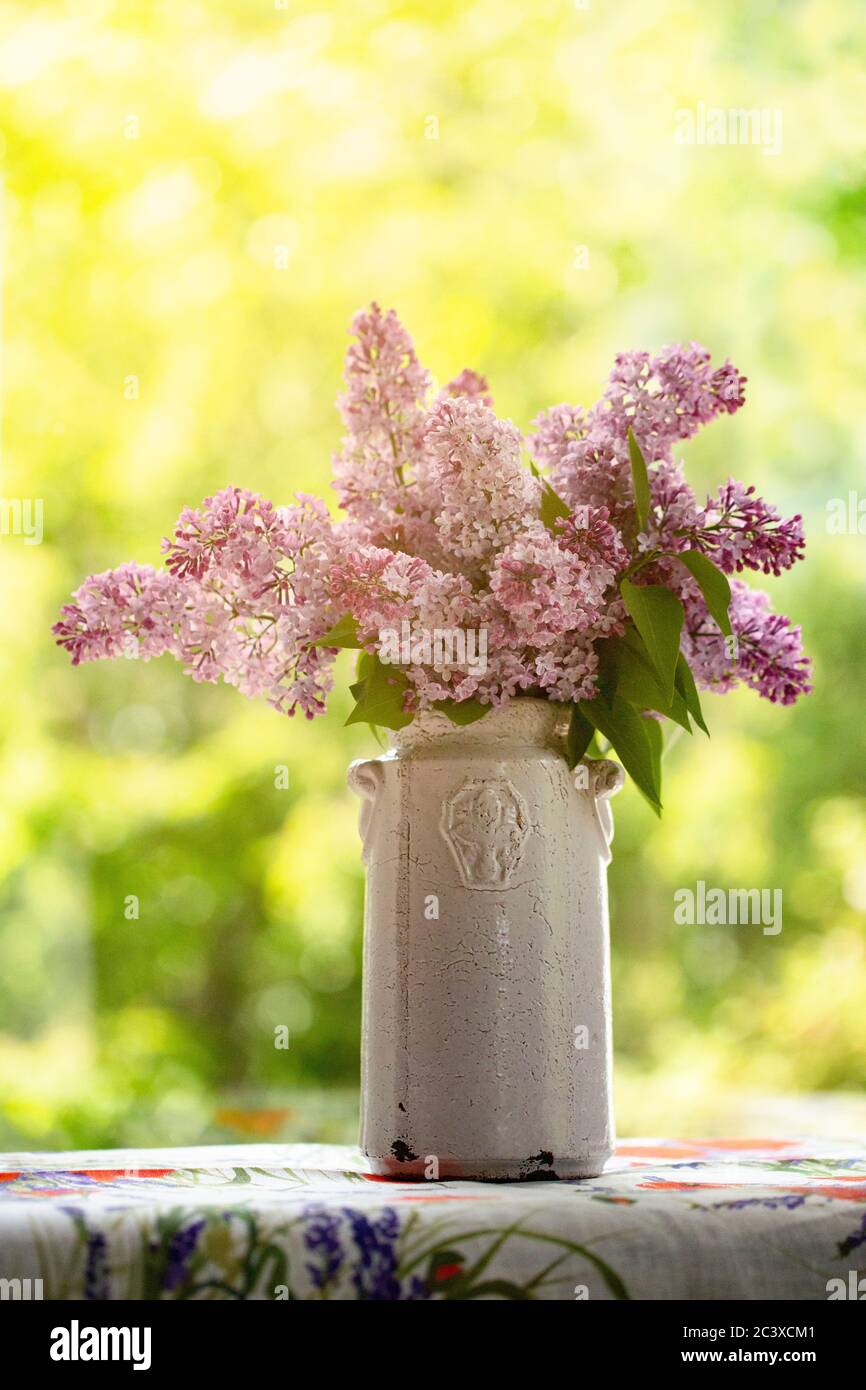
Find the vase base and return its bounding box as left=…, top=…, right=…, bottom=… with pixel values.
left=361, top=1151, right=611, bottom=1182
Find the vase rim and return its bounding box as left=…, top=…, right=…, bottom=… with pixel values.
left=389, top=696, right=569, bottom=751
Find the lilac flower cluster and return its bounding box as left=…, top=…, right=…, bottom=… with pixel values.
left=55, top=304, right=811, bottom=719
left=56, top=493, right=340, bottom=717
left=299, top=1203, right=429, bottom=1300
left=695, top=479, right=806, bottom=576
left=342, top=1205, right=428, bottom=1300
left=83, top=1229, right=109, bottom=1301
left=302, top=1204, right=344, bottom=1292
left=161, top=1217, right=206, bottom=1292
left=531, top=344, right=746, bottom=520
left=342, top=1206, right=403, bottom=1300
left=681, top=580, right=812, bottom=706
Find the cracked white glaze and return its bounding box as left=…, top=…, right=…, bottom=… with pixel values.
left=349, top=697, right=622, bottom=1180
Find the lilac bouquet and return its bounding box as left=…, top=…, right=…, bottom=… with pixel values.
left=55, top=305, right=810, bottom=811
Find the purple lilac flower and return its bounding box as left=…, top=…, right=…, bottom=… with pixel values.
left=696, top=479, right=805, bottom=576
left=162, top=1218, right=206, bottom=1292
left=838, top=1211, right=866, bottom=1258
left=681, top=579, right=812, bottom=706
left=84, top=1230, right=109, bottom=1301
left=711, top=1194, right=809, bottom=1211
left=532, top=342, right=747, bottom=520
left=343, top=1206, right=402, bottom=1301
left=302, top=1204, right=344, bottom=1292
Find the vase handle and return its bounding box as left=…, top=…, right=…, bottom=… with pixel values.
left=348, top=758, right=385, bottom=864
left=575, top=757, right=624, bottom=864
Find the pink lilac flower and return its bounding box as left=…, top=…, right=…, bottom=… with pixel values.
left=641, top=461, right=707, bottom=555
left=604, top=344, right=746, bottom=454
left=327, top=545, right=492, bottom=705
left=55, top=488, right=342, bottom=718
left=530, top=343, right=747, bottom=521
left=532, top=415, right=631, bottom=517
left=54, top=564, right=186, bottom=666
left=531, top=636, right=599, bottom=703
left=693, top=479, right=806, bottom=576
left=681, top=579, right=812, bottom=705
left=528, top=403, right=587, bottom=473
left=328, top=547, right=474, bottom=641
left=556, top=505, right=631, bottom=577
left=423, top=396, right=540, bottom=566
left=332, top=302, right=431, bottom=540
left=439, top=368, right=494, bottom=408
left=55, top=305, right=808, bottom=721
left=330, top=309, right=500, bottom=566
left=489, top=518, right=624, bottom=648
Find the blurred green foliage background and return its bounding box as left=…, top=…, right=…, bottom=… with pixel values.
left=1, top=0, right=865, bottom=1151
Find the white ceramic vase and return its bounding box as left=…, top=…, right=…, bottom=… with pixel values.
left=349, top=697, right=623, bottom=1181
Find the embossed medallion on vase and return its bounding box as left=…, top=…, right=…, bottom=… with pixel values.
left=349, top=697, right=623, bottom=1181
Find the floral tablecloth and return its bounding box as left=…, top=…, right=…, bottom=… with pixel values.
left=1, top=1138, right=864, bottom=1300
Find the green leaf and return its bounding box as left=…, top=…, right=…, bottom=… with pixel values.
left=528, top=458, right=572, bottom=532
left=604, top=629, right=692, bottom=733
left=595, top=632, right=623, bottom=703
left=311, top=614, right=363, bottom=649
left=539, top=480, right=571, bottom=533
left=461, top=1280, right=533, bottom=1300
left=627, top=427, right=650, bottom=532
left=345, top=654, right=413, bottom=730
left=677, top=550, right=732, bottom=637
left=674, top=654, right=709, bottom=736
left=566, top=705, right=594, bottom=769
left=349, top=650, right=374, bottom=700
left=619, top=579, right=684, bottom=702
left=579, top=695, right=662, bottom=814
left=432, top=698, right=490, bottom=726
left=643, top=712, right=663, bottom=790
